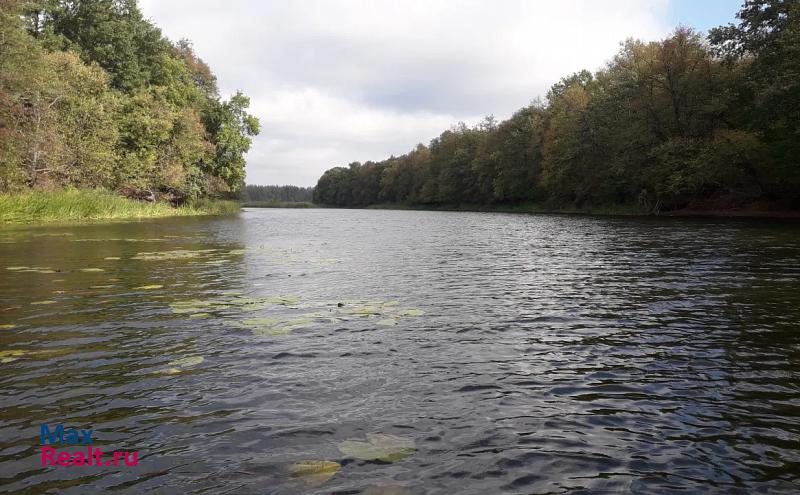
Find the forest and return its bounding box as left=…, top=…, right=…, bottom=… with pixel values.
left=314, top=1, right=800, bottom=214
left=244, top=184, right=314, bottom=204
left=0, top=0, right=259, bottom=201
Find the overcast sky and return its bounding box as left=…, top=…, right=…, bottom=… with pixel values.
left=138, top=0, right=741, bottom=187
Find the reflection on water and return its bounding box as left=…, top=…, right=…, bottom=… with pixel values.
left=1, top=209, right=799, bottom=494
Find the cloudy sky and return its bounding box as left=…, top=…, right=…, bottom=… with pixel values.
left=138, top=0, right=741, bottom=187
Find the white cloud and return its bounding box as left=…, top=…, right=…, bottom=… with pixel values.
left=139, top=0, right=673, bottom=186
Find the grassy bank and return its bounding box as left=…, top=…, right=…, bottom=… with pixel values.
left=241, top=201, right=316, bottom=208
left=0, top=189, right=241, bottom=225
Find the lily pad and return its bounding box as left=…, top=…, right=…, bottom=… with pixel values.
left=31, top=300, right=57, bottom=305
left=169, top=299, right=219, bottom=314
left=168, top=355, right=204, bottom=368
left=7, top=266, right=55, bottom=273
left=104, top=257, right=121, bottom=260
left=0, top=349, right=27, bottom=363
left=241, top=317, right=313, bottom=336
left=264, top=295, right=301, bottom=306
left=337, top=433, right=415, bottom=462
left=289, top=460, right=340, bottom=486
left=240, top=317, right=280, bottom=327
left=134, top=284, right=163, bottom=290
left=0, top=324, right=17, bottom=329
left=376, top=318, right=398, bottom=326
left=349, top=305, right=384, bottom=316
left=188, top=312, right=211, bottom=319
left=252, top=326, right=293, bottom=336
left=133, top=249, right=215, bottom=261
left=80, top=268, right=105, bottom=273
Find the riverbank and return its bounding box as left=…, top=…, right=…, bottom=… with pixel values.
left=0, top=190, right=241, bottom=225
left=365, top=202, right=647, bottom=216
left=241, top=201, right=315, bottom=208
left=363, top=202, right=800, bottom=218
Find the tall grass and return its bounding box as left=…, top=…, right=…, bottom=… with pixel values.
left=0, top=189, right=240, bottom=224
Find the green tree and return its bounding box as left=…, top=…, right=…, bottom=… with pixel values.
left=203, top=92, right=261, bottom=193
left=710, top=0, right=800, bottom=204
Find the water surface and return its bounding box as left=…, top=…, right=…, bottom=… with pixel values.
left=1, top=209, right=799, bottom=494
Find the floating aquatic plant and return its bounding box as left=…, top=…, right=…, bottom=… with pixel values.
left=0, top=350, right=27, bottom=363
left=0, top=348, right=74, bottom=363
left=133, top=249, right=217, bottom=261
left=239, top=317, right=313, bottom=336
left=80, top=268, right=105, bottom=273
left=134, top=285, right=163, bottom=290
left=337, top=433, right=415, bottom=462
left=169, top=355, right=204, bottom=368
left=289, top=460, right=340, bottom=486
left=6, top=266, right=56, bottom=273
left=159, top=355, right=205, bottom=373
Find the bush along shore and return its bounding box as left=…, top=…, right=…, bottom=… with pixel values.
left=0, top=190, right=240, bottom=225
left=1, top=1, right=259, bottom=217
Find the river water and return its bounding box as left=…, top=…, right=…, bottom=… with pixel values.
left=1, top=208, right=799, bottom=494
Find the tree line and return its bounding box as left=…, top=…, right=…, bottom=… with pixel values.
left=314, top=1, right=799, bottom=213
left=0, top=0, right=259, bottom=200
left=244, top=184, right=314, bottom=203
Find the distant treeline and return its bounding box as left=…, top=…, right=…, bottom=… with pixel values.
left=244, top=184, right=314, bottom=203
left=0, top=0, right=259, bottom=199
left=314, top=1, right=800, bottom=213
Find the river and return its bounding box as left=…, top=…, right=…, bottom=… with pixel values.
left=1, top=208, right=799, bottom=494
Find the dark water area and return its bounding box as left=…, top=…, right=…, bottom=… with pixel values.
left=1, top=208, right=799, bottom=494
